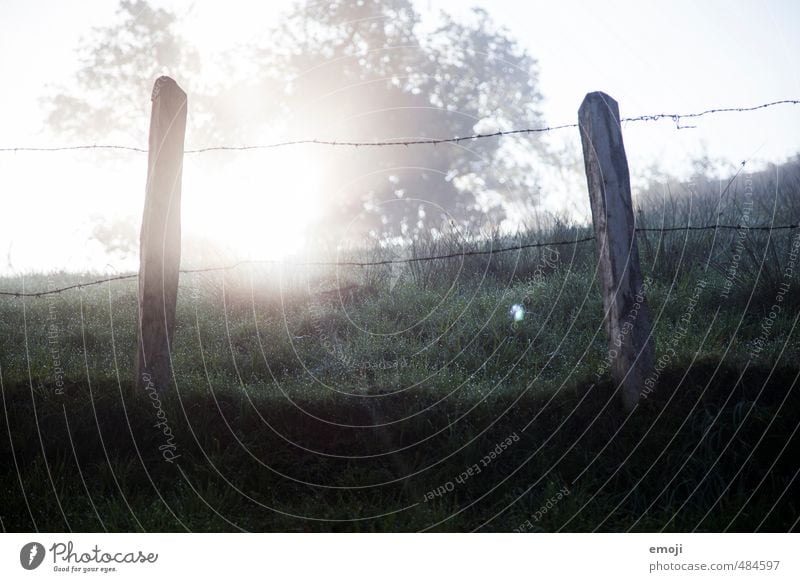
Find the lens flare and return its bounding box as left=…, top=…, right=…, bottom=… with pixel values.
left=510, top=304, right=525, bottom=323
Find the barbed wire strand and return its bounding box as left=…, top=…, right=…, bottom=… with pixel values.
left=181, top=235, right=598, bottom=274
left=636, top=224, right=799, bottom=232
left=0, top=274, right=139, bottom=298
left=1, top=99, right=797, bottom=154
left=2, top=223, right=798, bottom=298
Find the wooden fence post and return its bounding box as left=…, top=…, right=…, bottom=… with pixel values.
left=579, top=92, right=654, bottom=411
left=135, top=76, right=187, bottom=394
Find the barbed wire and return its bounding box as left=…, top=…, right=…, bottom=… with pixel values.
left=0, top=144, right=147, bottom=153
left=0, top=273, right=139, bottom=298
left=1, top=99, right=797, bottom=153
left=636, top=223, right=800, bottom=232
left=181, top=235, right=598, bottom=274
left=2, top=223, right=798, bottom=298
left=621, top=99, right=800, bottom=130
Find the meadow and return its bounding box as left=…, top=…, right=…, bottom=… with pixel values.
left=1, top=159, right=798, bottom=532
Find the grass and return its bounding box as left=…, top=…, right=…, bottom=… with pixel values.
left=1, top=159, right=799, bottom=532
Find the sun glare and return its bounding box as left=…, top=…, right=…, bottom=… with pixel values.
left=182, top=148, right=322, bottom=263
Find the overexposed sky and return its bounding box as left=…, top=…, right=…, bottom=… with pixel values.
left=0, top=0, right=798, bottom=273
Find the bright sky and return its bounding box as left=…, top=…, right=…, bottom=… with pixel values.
left=0, top=0, right=798, bottom=274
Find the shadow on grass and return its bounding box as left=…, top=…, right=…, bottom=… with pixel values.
left=1, top=359, right=797, bottom=532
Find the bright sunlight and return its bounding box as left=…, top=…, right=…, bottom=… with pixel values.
left=182, top=148, right=323, bottom=262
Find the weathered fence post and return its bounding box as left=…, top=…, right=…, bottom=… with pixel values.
left=135, top=76, right=187, bottom=394
left=579, top=92, right=654, bottom=411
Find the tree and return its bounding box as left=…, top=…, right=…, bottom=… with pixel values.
left=90, top=214, right=137, bottom=259
left=44, top=0, right=199, bottom=143
left=232, top=1, right=547, bottom=242
left=46, top=0, right=547, bottom=243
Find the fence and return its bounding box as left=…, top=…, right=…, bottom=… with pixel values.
left=1, top=76, right=798, bottom=411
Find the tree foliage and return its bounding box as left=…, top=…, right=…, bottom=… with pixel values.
left=44, top=0, right=199, bottom=142
left=47, top=0, right=546, bottom=241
